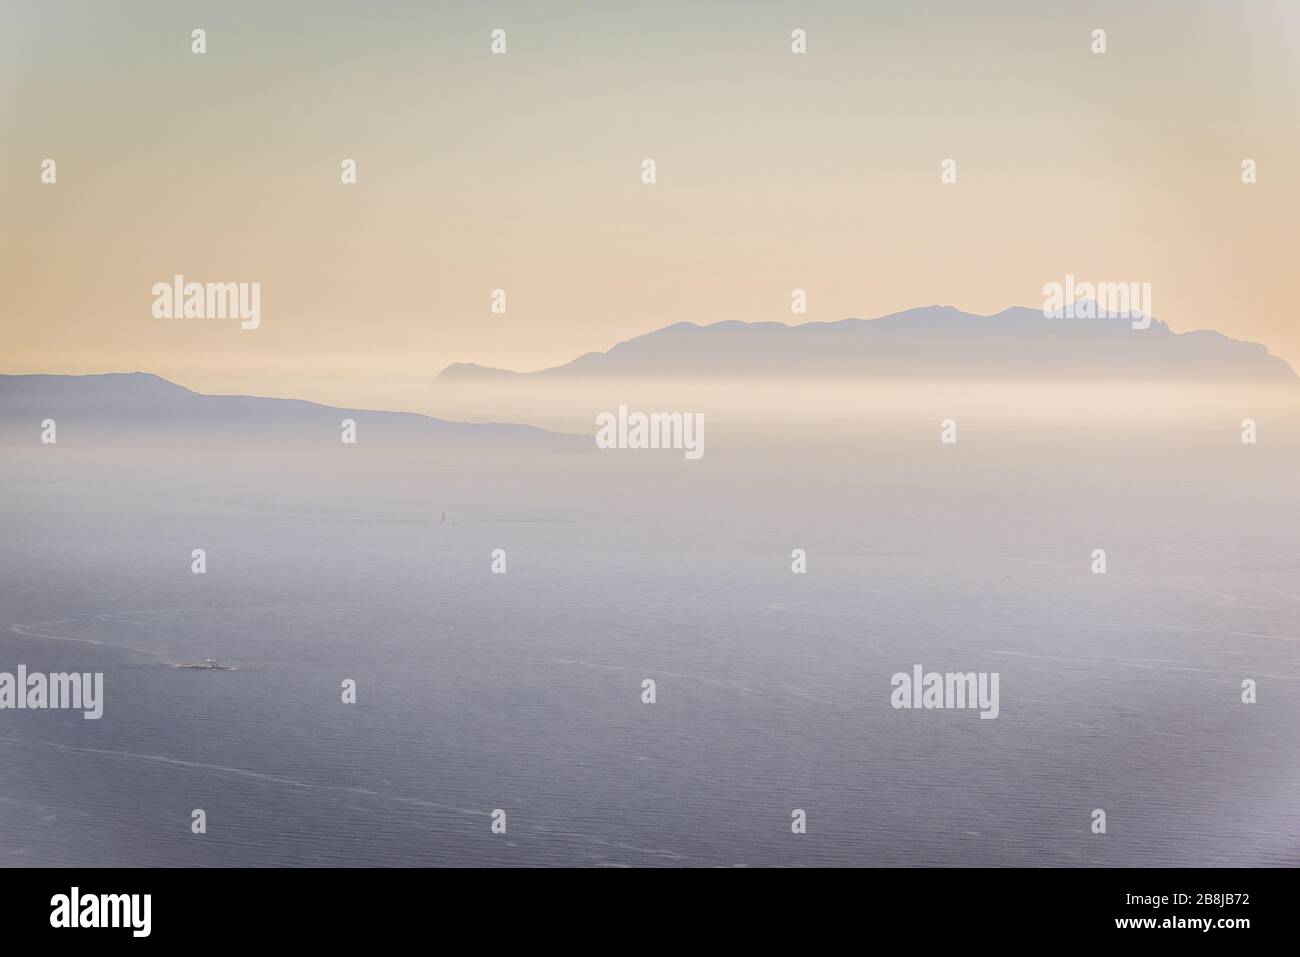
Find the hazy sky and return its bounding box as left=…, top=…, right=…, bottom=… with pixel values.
left=2, top=0, right=1298, bottom=411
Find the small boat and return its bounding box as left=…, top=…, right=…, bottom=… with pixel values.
left=177, top=658, right=234, bottom=671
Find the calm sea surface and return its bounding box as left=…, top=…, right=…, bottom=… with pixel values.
left=2, top=430, right=1297, bottom=866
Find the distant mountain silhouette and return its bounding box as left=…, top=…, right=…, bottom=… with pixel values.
left=435, top=306, right=1297, bottom=383
left=0, top=373, right=585, bottom=448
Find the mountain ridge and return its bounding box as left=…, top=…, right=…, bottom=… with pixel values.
left=0, top=372, right=586, bottom=447
left=434, top=305, right=1297, bottom=382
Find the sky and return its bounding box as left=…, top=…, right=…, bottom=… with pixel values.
left=2, top=0, right=1298, bottom=412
